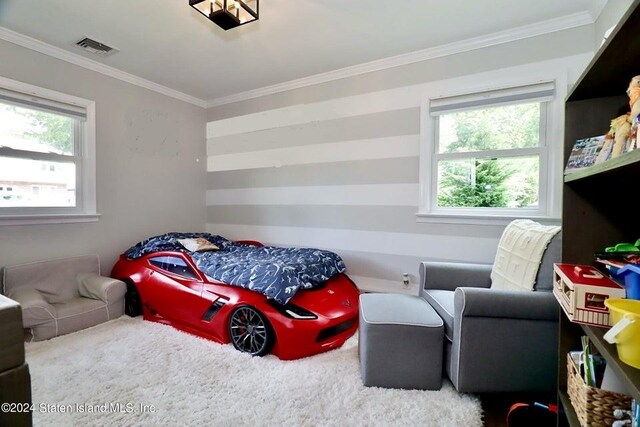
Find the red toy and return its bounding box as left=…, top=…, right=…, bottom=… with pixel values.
left=111, top=241, right=360, bottom=360
left=553, top=263, right=626, bottom=327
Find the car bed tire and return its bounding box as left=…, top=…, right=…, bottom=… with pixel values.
left=124, top=281, right=142, bottom=317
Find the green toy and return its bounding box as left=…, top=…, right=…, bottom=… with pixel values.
left=606, top=242, right=640, bottom=253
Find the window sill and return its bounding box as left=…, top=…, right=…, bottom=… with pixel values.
left=0, top=213, right=101, bottom=226
left=415, top=212, right=561, bottom=226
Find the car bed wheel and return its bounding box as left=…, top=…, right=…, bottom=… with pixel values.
left=228, top=306, right=273, bottom=356
left=124, top=282, right=142, bottom=317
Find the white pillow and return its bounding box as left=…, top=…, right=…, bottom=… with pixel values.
left=177, top=237, right=220, bottom=252
left=490, top=219, right=561, bottom=292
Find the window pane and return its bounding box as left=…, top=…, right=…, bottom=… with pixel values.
left=149, top=256, right=199, bottom=280
left=0, top=157, right=76, bottom=207
left=438, top=103, right=540, bottom=153
left=0, top=101, right=74, bottom=155
left=437, top=156, right=539, bottom=208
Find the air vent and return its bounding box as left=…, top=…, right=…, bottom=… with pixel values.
left=74, top=37, right=118, bottom=57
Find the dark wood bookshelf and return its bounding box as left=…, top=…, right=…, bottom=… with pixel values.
left=558, top=1, right=640, bottom=425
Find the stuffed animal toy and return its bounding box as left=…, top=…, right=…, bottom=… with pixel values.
left=627, top=75, right=640, bottom=150
left=628, top=120, right=638, bottom=152
left=609, top=114, right=631, bottom=158
left=605, top=76, right=640, bottom=159
left=627, top=75, right=640, bottom=122
left=595, top=133, right=615, bottom=163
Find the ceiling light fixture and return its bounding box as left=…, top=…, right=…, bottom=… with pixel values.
left=189, top=0, right=259, bottom=30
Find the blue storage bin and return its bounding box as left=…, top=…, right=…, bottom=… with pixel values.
left=616, top=264, right=640, bottom=300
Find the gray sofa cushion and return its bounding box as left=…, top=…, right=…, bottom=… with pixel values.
left=0, top=295, right=24, bottom=373
left=53, top=298, right=109, bottom=337
left=423, top=290, right=454, bottom=341
left=0, top=363, right=32, bottom=427
left=360, top=293, right=442, bottom=326
left=7, top=287, right=56, bottom=328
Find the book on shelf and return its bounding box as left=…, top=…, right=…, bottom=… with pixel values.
left=564, top=135, right=607, bottom=174
left=576, top=337, right=607, bottom=388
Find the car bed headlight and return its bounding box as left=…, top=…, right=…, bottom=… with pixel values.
left=268, top=301, right=317, bottom=320
left=283, top=304, right=317, bottom=320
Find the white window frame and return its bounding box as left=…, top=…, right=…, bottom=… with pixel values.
left=0, top=76, right=98, bottom=225
left=417, top=70, right=566, bottom=225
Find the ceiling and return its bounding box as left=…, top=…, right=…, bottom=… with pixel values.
left=0, top=0, right=604, bottom=106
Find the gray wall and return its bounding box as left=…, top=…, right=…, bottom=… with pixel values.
left=0, top=39, right=207, bottom=273
left=205, top=26, right=596, bottom=294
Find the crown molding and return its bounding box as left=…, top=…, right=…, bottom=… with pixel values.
left=0, top=26, right=208, bottom=108
left=206, top=11, right=594, bottom=108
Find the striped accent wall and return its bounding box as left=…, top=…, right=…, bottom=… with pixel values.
left=205, top=90, right=508, bottom=294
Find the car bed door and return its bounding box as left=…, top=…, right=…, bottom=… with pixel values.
left=145, top=255, right=212, bottom=326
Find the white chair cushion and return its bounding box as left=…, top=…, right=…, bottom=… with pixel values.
left=491, top=219, right=561, bottom=292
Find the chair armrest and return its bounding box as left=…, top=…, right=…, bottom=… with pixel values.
left=6, top=287, right=56, bottom=326
left=419, top=261, right=492, bottom=296
left=455, top=287, right=558, bottom=321
left=7, top=287, right=52, bottom=310
left=77, top=274, right=126, bottom=303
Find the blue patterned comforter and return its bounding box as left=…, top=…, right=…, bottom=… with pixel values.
left=124, top=232, right=347, bottom=305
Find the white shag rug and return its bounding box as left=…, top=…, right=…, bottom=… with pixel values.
left=25, top=317, right=482, bottom=427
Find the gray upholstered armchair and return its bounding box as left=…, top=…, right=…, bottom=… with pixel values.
left=419, top=232, right=561, bottom=393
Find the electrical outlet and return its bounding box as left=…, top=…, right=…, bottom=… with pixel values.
left=402, top=273, right=410, bottom=287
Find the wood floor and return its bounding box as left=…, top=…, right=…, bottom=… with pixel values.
left=480, top=392, right=557, bottom=427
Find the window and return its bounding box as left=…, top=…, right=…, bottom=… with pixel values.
left=419, top=81, right=558, bottom=222
left=0, top=76, right=96, bottom=224
left=149, top=256, right=199, bottom=280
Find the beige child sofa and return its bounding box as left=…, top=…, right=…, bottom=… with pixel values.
left=1, top=255, right=126, bottom=341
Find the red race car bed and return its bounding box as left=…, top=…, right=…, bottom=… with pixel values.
left=111, top=232, right=360, bottom=360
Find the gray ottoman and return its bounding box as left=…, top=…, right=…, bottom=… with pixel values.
left=359, top=293, right=444, bottom=390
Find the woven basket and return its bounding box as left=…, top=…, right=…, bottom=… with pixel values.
left=567, top=353, right=632, bottom=426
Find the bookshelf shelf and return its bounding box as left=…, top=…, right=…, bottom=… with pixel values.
left=582, top=325, right=640, bottom=400
left=564, top=149, right=640, bottom=182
